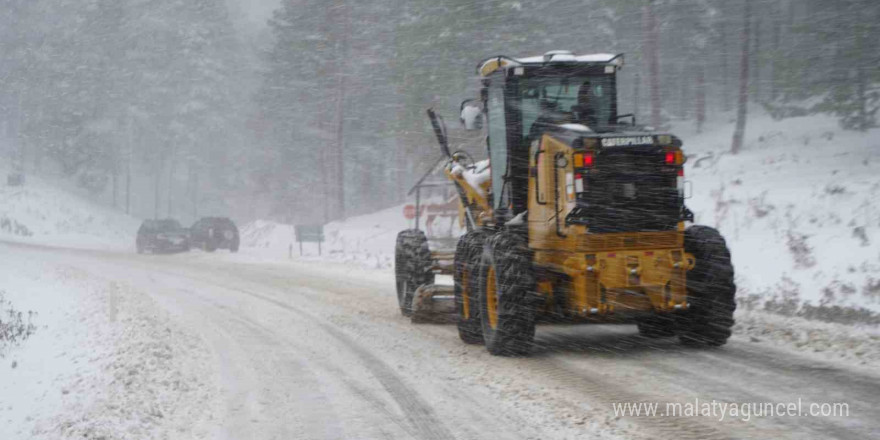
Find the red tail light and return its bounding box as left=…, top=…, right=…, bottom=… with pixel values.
left=584, top=153, right=594, bottom=167
left=665, top=151, right=675, bottom=164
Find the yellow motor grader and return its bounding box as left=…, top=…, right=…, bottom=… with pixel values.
left=395, top=51, right=736, bottom=355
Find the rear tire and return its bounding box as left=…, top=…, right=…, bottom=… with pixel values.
left=230, top=239, right=240, bottom=253
left=477, top=232, right=536, bottom=356
left=454, top=230, right=487, bottom=344
left=394, top=229, right=434, bottom=317
left=678, top=226, right=736, bottom=347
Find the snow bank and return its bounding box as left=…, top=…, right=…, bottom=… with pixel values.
left=240, top=199, right=463, bottom=270
left=733, top=309, right=880, bottom=369
left=240, top=204, right=409, bottom=269
left=671, top=110, right=880, bottom=314
left=0, top=163, right=139, bottom=251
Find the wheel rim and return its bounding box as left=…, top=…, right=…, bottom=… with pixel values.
left=486, top=266, right=499, bottom=330
left=461, top=268, right=470, bottom=320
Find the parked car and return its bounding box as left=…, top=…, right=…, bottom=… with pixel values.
left=190, top=217, right=240, bottom=252
left=136, top=219, right=190, bottom=253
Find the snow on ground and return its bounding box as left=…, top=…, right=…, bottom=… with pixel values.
left=0, top=246, right=218, bottom=439
left=733, top=310, right=880, bottom=369
left=670, top=110, right=880, bottom=315
left=2, top=111, right=879, bottom=438
left=0, top=162, right=139, bottom=251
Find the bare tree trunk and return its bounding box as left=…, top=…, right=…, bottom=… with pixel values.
left=770, top=2, right=782, bottom=101
left=643, top=0, right=661, bottom=128
left=332, top=0, right=350, bottom=221
left=154, top=154, right=162, bottom=220
left=167, top=147, right=177, bottom=218
left=696, top=63, right=706, bottom=133
left=783, top=0, right=797, bottom=98
left=396, top=138, right=405, bottom=204
left=732, top=0, right=752, bottom=155
left=319, top=122, right=330, bottom=224
left=15, top=92, right=25, bottom=174
left=193, top=168, right=199, bottom=219
left=112, top=167, right=118, bottom=209
left=678, top=65, right=689, bottom=119
left=125, top=117, right=133, bottom=215
left=333, top=74, right=347, bottom=220
left=751, top=11, right=762, bottom=101
left=33, top=104, right=43, bottom=173
left=855, top=25, right=868, bottom=131
left=720, top=22, right=731, bottom=112
left=188, top=158, right=198, bottom=219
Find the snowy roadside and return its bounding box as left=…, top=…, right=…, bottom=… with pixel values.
left=0, top=246, right=218, bottom=439
left=0, top=163, right=139, bottom=252
left=732, top=309, right=880, bottom=371
left=238, top=204, right=415, bottom=271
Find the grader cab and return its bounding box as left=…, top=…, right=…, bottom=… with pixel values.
left=395, top=51, right=736, bottom=355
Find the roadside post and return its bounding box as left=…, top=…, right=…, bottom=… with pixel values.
left=294, top=224, right=325, bottom=256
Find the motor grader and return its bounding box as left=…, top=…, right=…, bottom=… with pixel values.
left=395, top=51, right=736, bottom=355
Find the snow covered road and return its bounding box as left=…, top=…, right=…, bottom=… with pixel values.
left=2, top=241, right=879, bottom=440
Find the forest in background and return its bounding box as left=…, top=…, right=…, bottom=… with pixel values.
left=1, top=0, right=878, bottom=224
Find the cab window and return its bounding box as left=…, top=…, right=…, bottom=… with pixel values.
left=487, top=81, right=508, bottom=210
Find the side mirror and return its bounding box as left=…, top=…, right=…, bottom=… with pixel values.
left=460, top=99, right=483, bottom=130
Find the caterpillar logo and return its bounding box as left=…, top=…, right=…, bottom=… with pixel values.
left=601, top=136, right=654, bottom=147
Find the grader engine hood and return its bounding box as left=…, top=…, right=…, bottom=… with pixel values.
left=541, top=129, right=689, bottom=234
left=574, top=145, right=681, bottom=233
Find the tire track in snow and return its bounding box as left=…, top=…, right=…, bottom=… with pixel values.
left=528, top=357, right=737, bottom=440
left=533, top=329, right=879, bottom=440
left=206, top=300, right=424, bottom=440
left=140, top=265, right=457, bottom=440
left=226, top=287, right=456, bottom=440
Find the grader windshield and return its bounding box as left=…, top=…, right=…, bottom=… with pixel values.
left=519, top=74, right=616, bottom=141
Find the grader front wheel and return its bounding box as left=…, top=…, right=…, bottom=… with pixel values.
left=477, top=232, right=536, bottom=356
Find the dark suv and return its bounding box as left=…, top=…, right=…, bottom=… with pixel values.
left=136, top=219, right=191, bottom=253
left=190, top=217, right=240, bottom=252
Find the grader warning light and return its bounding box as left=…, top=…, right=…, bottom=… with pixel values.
left=573, top=152, right=595, bottom=168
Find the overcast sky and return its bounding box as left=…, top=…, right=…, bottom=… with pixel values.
left=226, top=0, right=280, bottom=30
